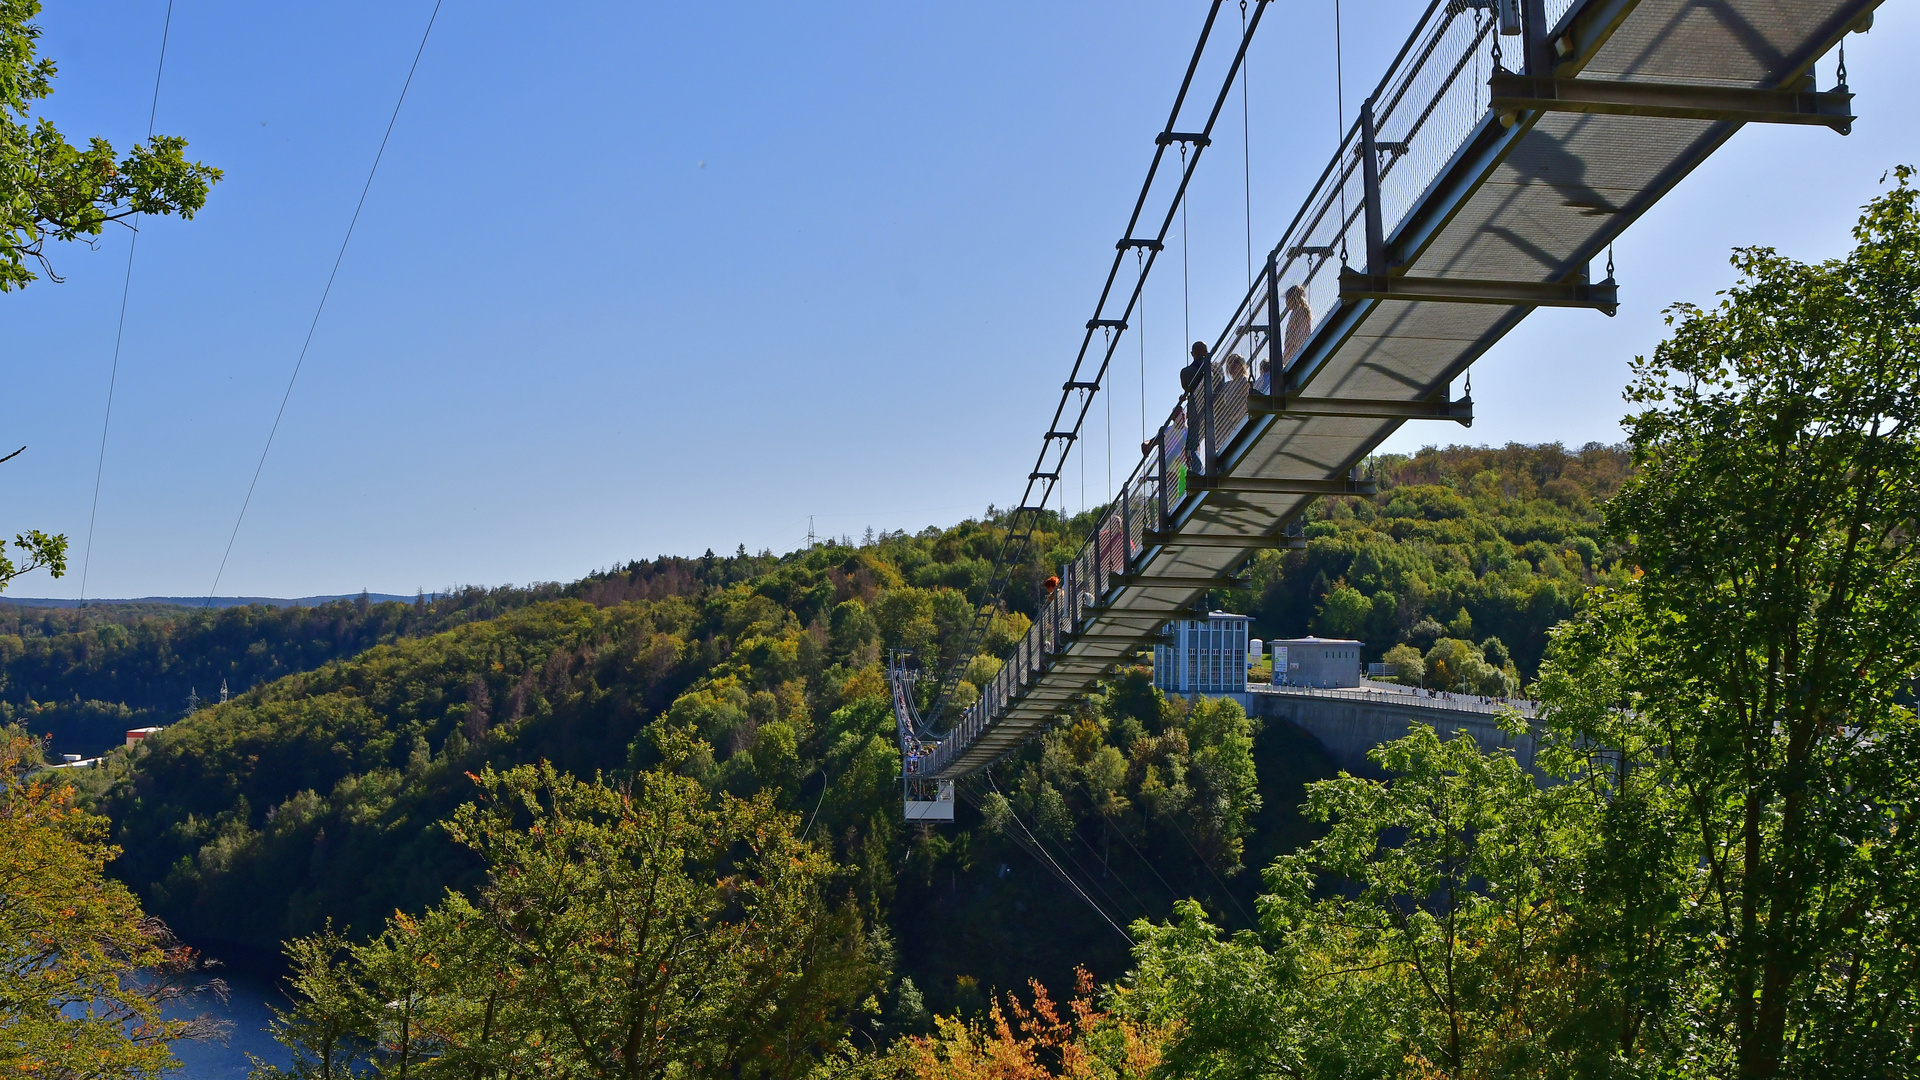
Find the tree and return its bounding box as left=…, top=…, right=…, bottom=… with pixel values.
left=1537, top=168, right=1920, bottom=1077
left=256, top=757, right=884, bottom=1080
left=1121, top=725, right=1600, bottom=1079
left=3, top=0, right=221, bottom=289
left=0, top=725, right=227, bottom=1077
left=1313, top=583, right=1371, bottom=639
left=888, top=968, right=1167, bottom=1080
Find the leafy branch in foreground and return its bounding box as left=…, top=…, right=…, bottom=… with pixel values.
left=0, top=525, right=64, bottom=592
left=2, top=0, right=222, bottom=289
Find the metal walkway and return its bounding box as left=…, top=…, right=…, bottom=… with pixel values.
left=896, top=0, right=1880, bottom=787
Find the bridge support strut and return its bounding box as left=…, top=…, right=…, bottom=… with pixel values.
left=1187, top=475, right=1379, bottom=496
left=1490, top=73, right=1854, bottom=133
left=1251, top=393, right=1473, bottom=426
left=1340, top=268, right=1618, bottom=314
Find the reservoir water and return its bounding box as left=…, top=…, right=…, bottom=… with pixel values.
left=168, top=966, right=288, bottom=1078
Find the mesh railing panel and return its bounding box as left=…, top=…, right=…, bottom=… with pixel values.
left=1374, top=13, right=1499, bottom=239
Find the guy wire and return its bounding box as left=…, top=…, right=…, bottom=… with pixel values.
left=1335, top=0, right=1348, bottom=261
left=987, top=773, right=1131, bottom=943
left=207, top=0, right=445, bottom=603
left=80, top=0, right=176, bottom=602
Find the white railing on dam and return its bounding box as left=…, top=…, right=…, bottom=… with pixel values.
left=1252, top=680, right=1538, bottom=720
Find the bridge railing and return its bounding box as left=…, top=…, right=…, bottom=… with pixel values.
left=908, top=1, right=1547, bottom=779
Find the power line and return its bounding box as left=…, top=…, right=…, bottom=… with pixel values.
left=206, top=0, right=445, bottom=604
left=80, top=0, right=175, bottom=602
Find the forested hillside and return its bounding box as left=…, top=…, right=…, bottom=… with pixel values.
left=1237, top=440, right=1631, bottom=674
left=0, top=553, right=788, bottom=756
left=66, top=442, right=1626, bottom=1015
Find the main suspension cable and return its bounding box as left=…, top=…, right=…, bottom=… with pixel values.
left=80, top=0, right=176, bottom=602
left=921, top=1, right=1267, bottom=727
left=206, top=0, right=445, bottom=603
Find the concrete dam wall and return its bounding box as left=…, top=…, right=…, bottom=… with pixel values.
left=1245, top=685, right=1538, bottom=778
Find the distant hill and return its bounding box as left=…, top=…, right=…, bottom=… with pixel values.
left=1, top=593, right=430, bottom=610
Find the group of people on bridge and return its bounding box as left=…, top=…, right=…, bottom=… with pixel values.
left=1136, top=282, right=1314, bottom=511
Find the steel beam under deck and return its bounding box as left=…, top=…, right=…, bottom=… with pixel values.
left=1140, top=530, right=1286, bottom=548
left=1337, top=268, right=1619, bottom=313
left=1251, top=393, right=1474, bottom=425
left=1489, top=72, right=1854, bottom=132
left=1190, top=475, right=1379, bottom=496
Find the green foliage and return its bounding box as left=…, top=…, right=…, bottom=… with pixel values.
left=86, top=471, right=1623, bottom=1027
left=1534, top=169, right=1920, bottom=1077
left=1243, top=442, right=1631, bottom=675
left=2, top=0, right=221, bottom=289
left=0, top=726, right=227, bottom=1076
left=1123, top=725, right=1599, bottom=1079
left=252, top=761, right=881, bottom=1079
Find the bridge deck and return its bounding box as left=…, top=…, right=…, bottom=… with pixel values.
left=902, top=0, right=1879, bottom=782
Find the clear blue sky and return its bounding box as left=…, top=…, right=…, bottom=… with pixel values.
left=7, top=1, right=1916, bottom=599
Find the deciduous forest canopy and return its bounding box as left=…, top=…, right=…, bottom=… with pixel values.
left=7, top=442, right=1619, bottom=1015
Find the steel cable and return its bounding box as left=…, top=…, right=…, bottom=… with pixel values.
left=985, top=774, right=1132, bottom=942
left=206, top=0, right=445, bottom=603
left=80, top=0, right=176, bottom=602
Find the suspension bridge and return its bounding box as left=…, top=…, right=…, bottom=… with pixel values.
left=891, top=0, right=1881, bottom=817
